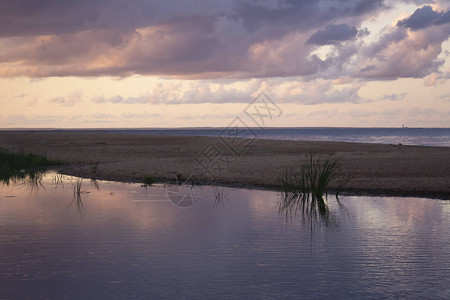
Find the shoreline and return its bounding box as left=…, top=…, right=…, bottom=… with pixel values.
left=55, top=167, right=450, bottom=200
left=56, top=168, right=450, bottom=200
left=1, top=131, right=450, bottom=199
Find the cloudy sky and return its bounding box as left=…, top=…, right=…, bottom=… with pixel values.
left=1, top=0, right=449, bottom=128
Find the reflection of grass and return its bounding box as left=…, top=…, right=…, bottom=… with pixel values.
left=70, top=178, right=84, bottom=214
left=212, top=186, right=230, bottom=208
left=91, top=179, right=100, bottom=190
left=74, top=178, right=83, bottom=195
left=0, top=149, right=63, bottom=185
left=24, top=171, right=45, bottom=191
left=278, top=153, right=350, bottom=225
left=54, top=174, right=65, bottom=186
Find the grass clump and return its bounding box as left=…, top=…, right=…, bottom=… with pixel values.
left=143, top=175, right=156, bottom=186
left=0, top=149, right=63, bottom=184
left=278, top=153, right=350, bottom=225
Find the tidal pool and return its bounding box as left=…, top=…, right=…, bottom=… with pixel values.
left=0, top=173, right=449, bottom=299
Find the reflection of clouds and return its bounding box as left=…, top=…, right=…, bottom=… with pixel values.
left=339, top=196, right=449, bottom=293
left=352, top=196, right=443, bottom=234
left=441, top=200, right=450, bottom=214
left=1, top=175, right=450, bottom=298
left=246, top=190, right=278, bottom=218
left=0, top=173, right=180, bottom=232
left=76, top=181, right=181, bottom=231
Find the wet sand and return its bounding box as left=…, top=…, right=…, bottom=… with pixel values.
left=1, top=131, right=449, bottom=198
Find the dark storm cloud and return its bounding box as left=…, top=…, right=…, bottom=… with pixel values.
left=397, top=5, right=450, bottom=30
left=307, top=24, right=358, bottom=45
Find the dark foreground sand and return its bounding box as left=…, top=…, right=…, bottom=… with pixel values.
left=1, top=131, right=449, bottom=199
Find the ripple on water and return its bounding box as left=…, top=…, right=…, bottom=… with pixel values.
left=0, top=173, right=449, bottom=299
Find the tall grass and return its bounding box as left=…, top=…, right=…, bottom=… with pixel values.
left=278, top=153, right=350, bottom=225
left=0, top=149, right=63, bottom=185
left=143, top=175, right=155, bottom=186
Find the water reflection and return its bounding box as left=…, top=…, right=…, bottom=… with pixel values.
left=277, top=191, right=350, bottom=229
left=91, top=179, right=100, bottom=191
left=53, top=173, right=65, bottom=187
left=212, top=186, right=230, bottom=208
left=166, top=183, right=202, bottom=208
left=69, top=189, right=84, bottom=213
left=1, top=170, right=46, bottom=191
left=69, top=178, right=85, bottom=214
left=22, top=172, right=45, bottom=192
left=0, top=173, right=449, bottom=299
left=278, top=191, right=328, bottom=223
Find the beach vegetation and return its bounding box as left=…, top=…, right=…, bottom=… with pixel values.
left=278, top=153, right=350, bottom=225
left=0, top=148, right=63, bottom=185
left=175, top=173, right=183, bottom=184
left=90, top=161, right=100, bottom=178
left=143, top=174, right=156, bottom=186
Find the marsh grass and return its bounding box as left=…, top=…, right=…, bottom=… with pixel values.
left=175, top=173, right=183, bottom=185
left=278, top=153, right=350, bottom=226
left=90, top=161, right=100, bottom=177
left=143, top=175, right=155, bottom=186
left=0, top=149, right=63, bottom=185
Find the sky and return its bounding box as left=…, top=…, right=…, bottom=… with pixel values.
left=0, top=0, right=449, bottom=128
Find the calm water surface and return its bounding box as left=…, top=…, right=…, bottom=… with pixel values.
left=0, top=173, right=449, bottom=299
left=122, top=127, right=450, bottom=147
left=23, top=127, right=450, bottom=147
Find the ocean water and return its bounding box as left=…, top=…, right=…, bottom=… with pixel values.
left=53, top=127, right=450, bottom=147
left=1, top=173, right=449, bottom=299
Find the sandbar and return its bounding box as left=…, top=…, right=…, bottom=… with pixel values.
left=1, top=131, right=449, bottom=199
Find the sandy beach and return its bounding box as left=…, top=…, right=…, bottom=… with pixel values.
left=1, top=131, right=449, bottom=199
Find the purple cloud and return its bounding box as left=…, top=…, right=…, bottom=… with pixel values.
left=379, top=93, right=408, bottom=101
left=0, top=0, right=448, bottom=82
left=397, top=5, right=450, bottom=30
left=307, top=24, right=358, bottom=45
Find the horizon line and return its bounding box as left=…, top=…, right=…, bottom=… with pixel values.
left=1, top=126, right=449, bottom=130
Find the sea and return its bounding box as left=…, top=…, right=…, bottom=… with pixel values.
left=27, top=127, right=450, bottom=147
